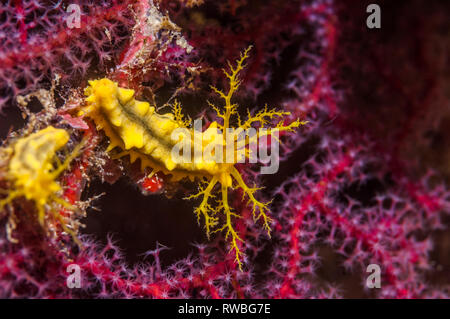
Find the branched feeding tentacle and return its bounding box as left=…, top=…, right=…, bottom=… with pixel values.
left=185, top=177, right=219, bottom=238
left=213, top=183, right=244, bottom=268
left=230, top=167, right=272, bottom=235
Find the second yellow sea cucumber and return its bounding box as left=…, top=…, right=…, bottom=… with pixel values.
left=0, top=126, right=83, bottom=243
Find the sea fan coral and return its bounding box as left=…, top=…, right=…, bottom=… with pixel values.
left=0, top=0, right=449, bottom=299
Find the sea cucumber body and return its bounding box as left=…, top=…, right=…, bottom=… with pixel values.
left=9, top=126, right=69, bottom=205
left=83, top=78, right=230, bottom=182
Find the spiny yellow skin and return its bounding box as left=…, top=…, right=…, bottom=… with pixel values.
left=82, top=47, right=305, bottom=268
left=83, top=78, right=228, bottom=182
left=0, top=126, right=82, bottom=242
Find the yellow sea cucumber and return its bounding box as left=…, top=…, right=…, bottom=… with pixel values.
left=0, top=126, right=82, bottom=242
left=82, top=47, right=305, bottom=267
